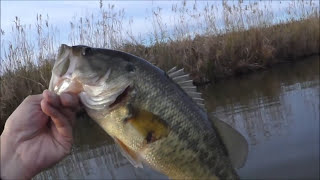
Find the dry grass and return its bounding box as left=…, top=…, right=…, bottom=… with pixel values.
left=0, top=0, right=319, bottom=132
left=134, top=16, right=319, bottom=83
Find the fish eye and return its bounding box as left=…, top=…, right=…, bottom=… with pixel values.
left=82, top=47, right=92, bottom=56
left=125, top=63, right=135, bottom=73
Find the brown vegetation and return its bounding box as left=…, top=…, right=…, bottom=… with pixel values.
left=127, top=16, right=319, bottom=83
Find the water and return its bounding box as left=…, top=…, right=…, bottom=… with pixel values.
left=34, top=56, right=319, bottom=179
left=202, top=56, right=319, bottom=179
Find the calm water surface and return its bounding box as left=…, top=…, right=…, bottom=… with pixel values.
left=35, top=56, right=319, bottom=179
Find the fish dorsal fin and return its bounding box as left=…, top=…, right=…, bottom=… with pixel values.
left=167, top=67, right=205, bottom=109
left=114, top=137, right=144, bottom=168
left=213, top=119, right=248, bottom=169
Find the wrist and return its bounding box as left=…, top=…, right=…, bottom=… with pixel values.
left=0, top=135, right=32, bottom=180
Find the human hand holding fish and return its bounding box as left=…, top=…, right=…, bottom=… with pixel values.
left=0, top=90, right=80, bottom=180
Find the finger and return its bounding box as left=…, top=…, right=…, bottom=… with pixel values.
left=60, top=93, right=80, bottom=111
left=59, top=92, right=80, bottom=127
left=43, top=90, right=61, bottom=108
left=61, top=109, right=76, bottom=127
left=41, top=98, right=72, bottom=138
left=23, top=94, right=43, bottom=104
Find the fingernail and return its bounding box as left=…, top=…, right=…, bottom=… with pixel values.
left=61, top=93, right=72, bottom=103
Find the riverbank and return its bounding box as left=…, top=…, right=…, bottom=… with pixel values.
left=121, top=16, right=319, bottom=84
left=0, top=1, right=319, bottom=132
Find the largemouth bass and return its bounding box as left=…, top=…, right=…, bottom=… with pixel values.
left=49, top=44, right=248, bottom=179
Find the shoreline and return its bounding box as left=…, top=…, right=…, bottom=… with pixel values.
left=194, top=54, right=320, bottom=86
left=120, top=17, right=319, bottom=85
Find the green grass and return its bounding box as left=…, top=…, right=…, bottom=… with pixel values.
left=0, top=0, right=319, bottom=132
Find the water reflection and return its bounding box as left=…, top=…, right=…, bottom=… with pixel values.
left=203, top=56, right=319, bottom=179
left=34, top=56, right=319, bottom=179
left=203, top=57, right=319, bottom=145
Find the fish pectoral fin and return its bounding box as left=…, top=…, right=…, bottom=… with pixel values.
left=114, top=137, right=143, bottom=168
left=213, top=119, right=248, bottom=169
left=127, top=109, right=170, bottom=144
left=112, top=109, right=169, bottom=169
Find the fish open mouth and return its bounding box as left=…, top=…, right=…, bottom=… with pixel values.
left=51, top=65, right=131, bottom=112
left=49, top=44, right=132, bottom=112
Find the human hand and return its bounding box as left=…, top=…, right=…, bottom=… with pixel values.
left=0, top=90, right=80, bottom=180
